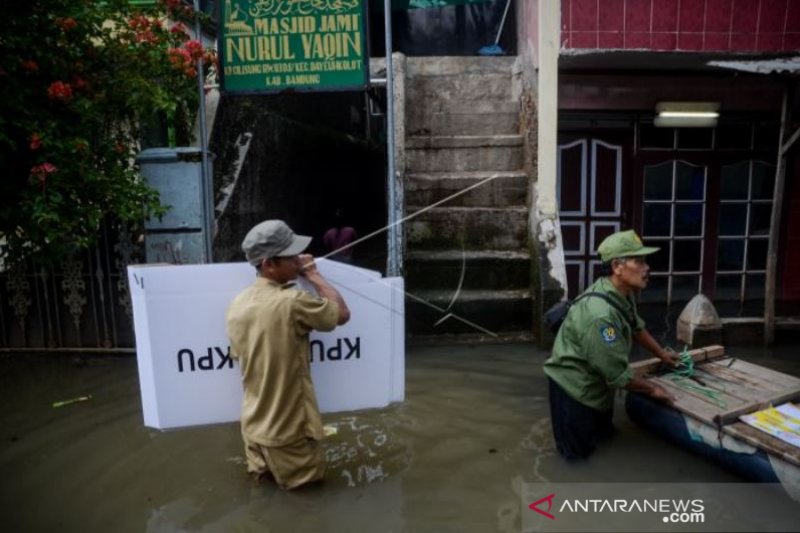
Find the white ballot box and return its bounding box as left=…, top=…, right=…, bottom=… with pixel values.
left=127, top=260, right=405, bottom=430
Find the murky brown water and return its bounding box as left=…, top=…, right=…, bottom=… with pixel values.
left=2, top=342, right=799, bottom=532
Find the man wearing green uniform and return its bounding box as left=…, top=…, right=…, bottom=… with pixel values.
left=544, top=229, right=677, bottom=460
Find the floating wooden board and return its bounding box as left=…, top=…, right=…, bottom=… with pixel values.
left=630, top=345, right=725, bottom=378
left=725, top=421, right=800, bottom=468
left=635, top=345, right=800, bottom=468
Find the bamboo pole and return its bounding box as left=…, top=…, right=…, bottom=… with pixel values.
left=764, top=85, right=791, bottom=346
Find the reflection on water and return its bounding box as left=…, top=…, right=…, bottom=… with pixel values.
left=2, top=342, right=799, bottom=532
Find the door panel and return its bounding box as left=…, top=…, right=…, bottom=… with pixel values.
left=557, top=140, right=587, bottom=216
left=591, top=140, right=622, bottom=217
left=557, top=135, right=626, bottom=299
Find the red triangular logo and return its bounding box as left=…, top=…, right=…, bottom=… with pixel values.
left=528, top=493, right=556, bottom=520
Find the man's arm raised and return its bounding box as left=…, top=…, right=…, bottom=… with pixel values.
left=299, top=254, right=351, bottom=325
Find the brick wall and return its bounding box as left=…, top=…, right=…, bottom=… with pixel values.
left=562, top=0, right=800, bottom=52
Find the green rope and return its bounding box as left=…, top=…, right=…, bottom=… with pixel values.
left=670, top=347, right=695, bottom=378
left=663, top=346, right=728, bottom=409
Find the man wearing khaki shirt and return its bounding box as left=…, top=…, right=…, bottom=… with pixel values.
left=227, top=220, right=350, bottom=489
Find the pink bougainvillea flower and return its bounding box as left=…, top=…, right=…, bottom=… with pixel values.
left=162, top=0, right=192, bottom=17
left=29, top=133, right=42, bottom=151
left=71, top=75, right=88, bottom=91
left=21, top=59, right=39, bottom=72
left=185, top=67, right=197, bottom=78
left=56, top=17, right=78, bottom=31
left=136, top=29, right=159, bottom=44
left=128, top=14, right=150, bottom=31
left=168, top=47, right=192, bottom=69
left=30, top=163, right=57, bottom=186
left=185, top=39, right=204, bottom=61
left=47, top=81, right=73, bottom=101
left=170, top=22, right=189, bottom=38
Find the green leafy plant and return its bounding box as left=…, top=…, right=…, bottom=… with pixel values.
left=0, top=0, right=217, bottom=267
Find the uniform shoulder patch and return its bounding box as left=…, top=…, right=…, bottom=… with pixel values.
left=599, top=323, right=617, bottom=344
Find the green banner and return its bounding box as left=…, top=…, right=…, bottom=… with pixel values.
left=219, top=0, right=368, bottom=94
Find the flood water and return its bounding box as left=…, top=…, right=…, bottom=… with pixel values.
left=2, top=342, right=799, bottom=532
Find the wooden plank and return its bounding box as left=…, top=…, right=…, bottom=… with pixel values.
left=699, top=360, right=791, bottom=395
left=631, top=345, right=726, bottom=378
left=672, top=382, right=751, bottom=418
left=708, top=358, right=800, bottom=390
left=723, top=422, right=800, bottom=468
left=650, top=376, right=730, bottom=425
left=713, top=388, right=800, bottom=426
left=634, top=347, right=800, bottom=469
left=694, top=362, right=791, bottom=404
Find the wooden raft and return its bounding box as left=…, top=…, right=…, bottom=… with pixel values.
left=630, top=345, right=800, bottom=468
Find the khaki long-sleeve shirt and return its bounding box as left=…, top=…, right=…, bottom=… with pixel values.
left=226, top=277, right=339, bottom=447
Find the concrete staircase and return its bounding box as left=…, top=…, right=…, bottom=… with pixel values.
left=403, top=57, right=532, bottom=339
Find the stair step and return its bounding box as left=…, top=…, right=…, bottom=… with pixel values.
left=407, top=109, right=519, bottom=137
left=412, top=288, right=531, bottom=304
left=406, top=206, right=528, bottom=250
left=406, top=138, right=523, bottom=172
left=446, top=101, right=519, bottom=114
left=405, top=171, right=527, bottom=207
left=407, top=56, right=517, bottom=76
left=405, top=250, right=530, bottom=290
left=400, top=55, right=531, bottom=337
left=407, top=249, right=530, bottom=261
left=407, top=72, right=513, bottom=102
left=410, top=100, right=519, bottom=117
left=407, top=134, right=522, bottom=149
left=405, top=288, right=532, bottom=335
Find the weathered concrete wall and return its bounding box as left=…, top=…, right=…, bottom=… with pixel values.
left=516, top=0, right=539, bottom=71
left=517, top=0, right=567, bottom=345
left=210, top=93, right=387, bottom=271
left=402, top=56, right=532, bottom=338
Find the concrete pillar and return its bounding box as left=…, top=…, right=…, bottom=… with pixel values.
left=532, top=0, right=567, bottom=344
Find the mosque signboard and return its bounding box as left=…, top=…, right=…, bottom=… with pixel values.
left=218, top=0, right=369, bottom=93
left=127, top=260, right=405, bottom=430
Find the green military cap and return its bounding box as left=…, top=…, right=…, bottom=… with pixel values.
left=597, top=229, right=659, bottom=263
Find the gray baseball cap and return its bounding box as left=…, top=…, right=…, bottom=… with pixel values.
left=241, top=220, right=311, bottom=265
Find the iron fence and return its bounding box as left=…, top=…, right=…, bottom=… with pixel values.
left=0, top=222, right=143, bottom=353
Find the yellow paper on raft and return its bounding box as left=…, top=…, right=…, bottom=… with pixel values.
left=740, top=403, right=800, bottom=448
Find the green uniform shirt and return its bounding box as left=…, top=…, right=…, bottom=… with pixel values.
left=544, top=277, right=646, bottom=412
